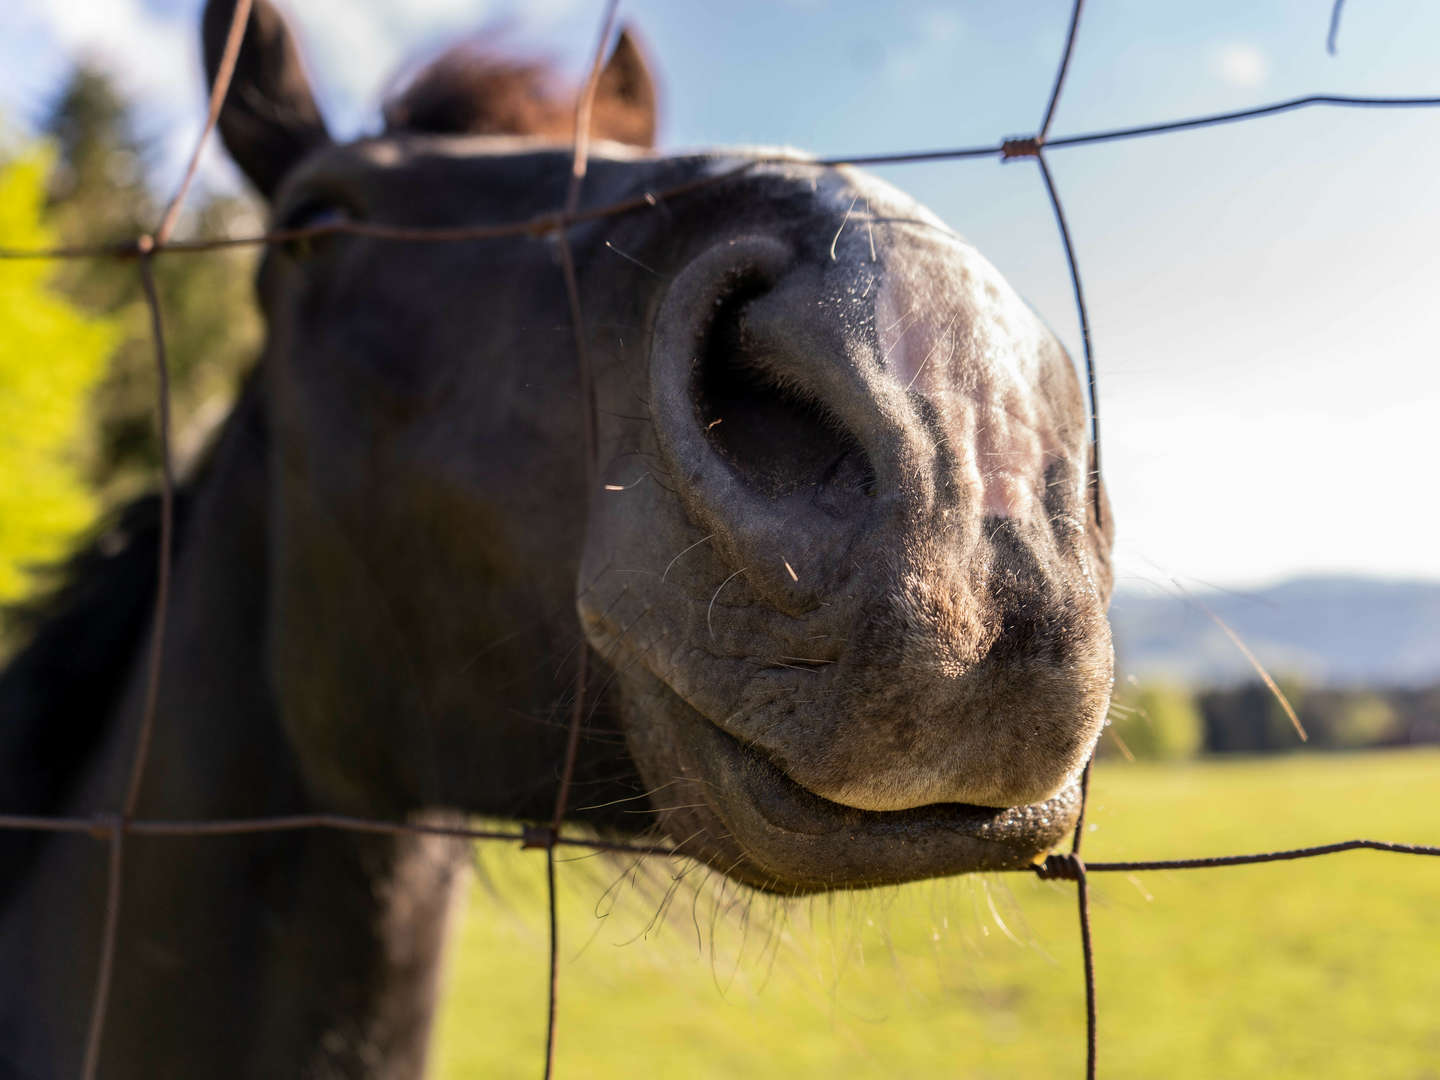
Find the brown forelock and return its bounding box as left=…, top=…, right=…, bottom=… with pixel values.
left=381, top=44, right=654, bottom=146
left=382, top=48, right=572, bottom=139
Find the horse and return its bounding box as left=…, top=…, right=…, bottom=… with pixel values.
left=0, top=1, right=1114, bottom=1075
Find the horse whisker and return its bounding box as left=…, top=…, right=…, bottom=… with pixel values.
left=662, top=533, right=715, bottom=582
left=604, top=240, right=660, bottom=276
left=706, top=567, right=747, bottom=639
left=829, top=193, right=861, bottom=261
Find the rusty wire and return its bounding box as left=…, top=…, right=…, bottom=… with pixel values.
left=1328, top=0, right=1348, bottom=56
left=75, top=1, right=255, bottom=1073
left=9, top=97, right=1440, bottom=266
left=1, top=1, right=1439, bottom=1077
left=2, top=808, right=1436, bottom=863
left=544, top=4, right=621, bottom=1074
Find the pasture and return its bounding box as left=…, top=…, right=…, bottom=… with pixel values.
left=434, top=748, right=1440, bottom=1078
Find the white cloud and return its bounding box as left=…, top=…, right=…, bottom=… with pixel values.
left=13, top=0, right=194, bottom=108
left=1213, top=42, right=1267, bottom=88
left=882, top=7, right=966, bottom=83
left=1, top=0, right=216, bottom=193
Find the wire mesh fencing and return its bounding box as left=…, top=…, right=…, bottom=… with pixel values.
left=2, top=0, right=1439, bottom=1076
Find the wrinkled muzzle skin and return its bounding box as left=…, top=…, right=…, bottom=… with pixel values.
left=580, top=165, right=1114, bottom=892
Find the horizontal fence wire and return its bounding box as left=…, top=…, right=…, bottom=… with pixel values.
left=8, top=92, right=1440, bottom=265
left=1, top=0, right=1438, bottom=1076
left=4, top=810, right=1436, bottom=865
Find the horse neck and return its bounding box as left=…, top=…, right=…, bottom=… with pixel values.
left=0, top=381, right=466, bottom=1079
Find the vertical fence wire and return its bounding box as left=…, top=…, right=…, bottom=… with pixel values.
left=77, top=2, right=255, bottom=1072
left=119, top=249, right=176, bottom=822
left=545, top=2, right=621, bottom=1075
left=1033, top=151, right=1101, bottom=529
left=1024, top=11, right=1101, bottom=1071
left=1071, top=762, right=1097, bottom=1080
left=0, top=1, right=1436, bottom=1077
left=1327, top=0, right=1348, bottom=56
left=1039, top=0, right=1085, bottom=141
left=77, top=819, right=122, bottom=1080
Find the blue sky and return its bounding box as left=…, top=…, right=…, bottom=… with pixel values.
left=3, top=0, right=1439, bottom=592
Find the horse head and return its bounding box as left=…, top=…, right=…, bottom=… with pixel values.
left=213, top=0, right=1113, bottom=893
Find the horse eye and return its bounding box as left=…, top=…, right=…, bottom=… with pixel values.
left=277, top=201, right=355, bottom=259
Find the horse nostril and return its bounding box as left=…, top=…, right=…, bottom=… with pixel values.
left=649, top=235, right=890, bottom=608
left=694, top=283, right=877, bottom=513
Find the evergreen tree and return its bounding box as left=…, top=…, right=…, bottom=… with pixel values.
left=41, top=63, right=262, bottom=498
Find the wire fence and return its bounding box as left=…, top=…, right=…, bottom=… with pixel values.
left=2, top=0, right=1439, bottom=1076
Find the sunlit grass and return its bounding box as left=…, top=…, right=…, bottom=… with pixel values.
left=432, top=748, right=1440, bottom=1078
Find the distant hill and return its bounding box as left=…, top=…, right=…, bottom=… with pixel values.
left=1108, top=576, right=1440, bottom=688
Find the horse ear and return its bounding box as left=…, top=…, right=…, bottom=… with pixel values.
left=202, top=0, right=330, bottom=200
left=590, top=27, right=658, bottom=148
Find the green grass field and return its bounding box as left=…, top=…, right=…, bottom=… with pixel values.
left=431, top=748, right=1440, bottom=1078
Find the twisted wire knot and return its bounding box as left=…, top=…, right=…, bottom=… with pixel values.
left=527, top=211, right=567, bottom=238
left=1035, top=852, right=1086, bottom=881
left=1002, top=136, right=1043, bottom=160
left=522, top=824, right=557, bottom=850
left=88, top=813, right=124, bottom=842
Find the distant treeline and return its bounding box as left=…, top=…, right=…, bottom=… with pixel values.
left=1199, top=681, right=1440, bottom=754
left=1101, top=680, right=1440, bottom=761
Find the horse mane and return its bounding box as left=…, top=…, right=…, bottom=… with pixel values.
left=382, top=31, right=656, bottom=147
left=383, top=46, right=573, bottom=139
left=0, top=469, right=193, bottom=909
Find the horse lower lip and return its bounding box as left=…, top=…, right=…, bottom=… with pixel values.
left=734, top=730, right=1075, bottom=842
left=668, top=696, right=1081, bottom=890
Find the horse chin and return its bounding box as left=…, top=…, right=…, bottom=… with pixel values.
left=623, top=673, right=1081, bottom=895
